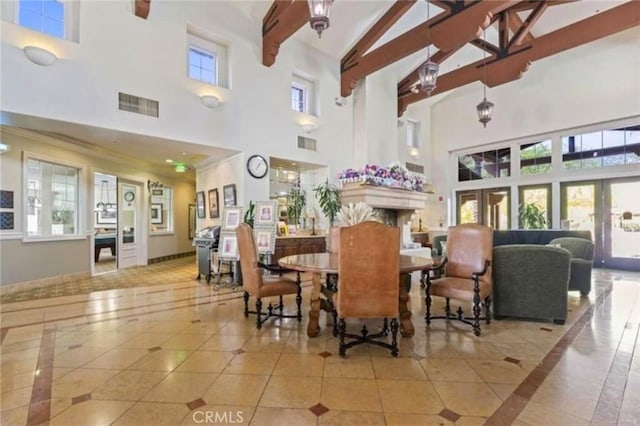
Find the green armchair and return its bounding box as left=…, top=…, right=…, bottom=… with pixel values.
left=493, top=245, right=571, bottom=324
left=549, top=237, right=594, bottom=296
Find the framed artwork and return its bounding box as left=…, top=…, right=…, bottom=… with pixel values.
left=151, top=203, right=163, bottom=224
left=223, top=184, right=236, bottom=207
left=96, top=209, right=117, bottom=224
left=196, top=191, right=206, bottom=219
left=255, top=201, right=277, bottom=226
left=188, top=204, right=196, bottom=240
left=222, top=206, right=243, bottom=231
left=218, top=231, right=239, bottom=260
left=208, top=189, right=219, bottom=218
left=0, top=190, right=14, bottom=209
left=151, top=189, right=163, bottom=196
left=254, top=226, right=276, bottom=254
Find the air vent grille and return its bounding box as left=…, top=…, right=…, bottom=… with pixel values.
left=406, top=162, right=424, bottom=174
left=297, top=136, right=317, bottom=151
left=118, top=92, right=159, bottom=117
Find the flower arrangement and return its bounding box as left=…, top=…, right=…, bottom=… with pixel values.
left=337, top=162, right=425, bottom=192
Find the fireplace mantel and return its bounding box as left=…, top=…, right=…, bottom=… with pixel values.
left=339, top=184, right=428, bottom=211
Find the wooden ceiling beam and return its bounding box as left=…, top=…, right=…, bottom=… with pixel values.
left=507, top=1, right=547, bottom=51
left=262, top=0, right=310, bottom=67
left=398, top=0, right=640, bottom=115
left=498, top=12, right=509, bottom=52
left=341, top=0, right=522, bottom=97
left=506, top=0, right=577, bottom=14
left=506, top=11, right=534, bottom=44
left=134, top=0, right=150, bottom=19
left=342, top=0, right=417, bottom=72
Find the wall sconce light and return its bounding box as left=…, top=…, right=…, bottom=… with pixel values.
left=301, top=123, right=317, bottom=133
left=409, top=147, right=420, bottom=159
left=23, top=46, right=57, bottom=66
left=200, top=95, right=221, bottom=108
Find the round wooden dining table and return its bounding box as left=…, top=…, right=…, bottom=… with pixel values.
left=278, top=253, right=434, bottom=338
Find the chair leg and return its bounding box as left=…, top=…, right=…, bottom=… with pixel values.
left=382, top=318, right=389, bottom=335
left=424, top=279, right=432, bottom=325
left=243, top=291, right=250, bottom=317
left=279, top=295, right=284, bottom=313
left=445, top=298, right=452, bottom=318
left=332, top=309, right=338, bottom=337
left=338, top=318, right=347, bottom=357
left=484, top=297, right=492, bottom=325
left=255, top=298, right=263, bottom=330
left=296, top=284, right=302, bottom=322
left=390, top=318, right=399, bottom=357
left=472, top=289, right=481, bottom=337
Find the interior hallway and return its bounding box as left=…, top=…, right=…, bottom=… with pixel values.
left=1, top=258, right=639, bottom=425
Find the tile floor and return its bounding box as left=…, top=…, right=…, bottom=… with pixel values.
left=1, top=258, right=639, bottom=425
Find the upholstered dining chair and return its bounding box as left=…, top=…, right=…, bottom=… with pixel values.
left=236, top=223, right=302, bottom=329
left=424, top=223, right=493, bottom=336
left=336, top=221, right=400, bottom=357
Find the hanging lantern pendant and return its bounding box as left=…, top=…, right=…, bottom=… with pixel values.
left=419, top=60, right=439, bottom=95
left=308, top=0, right=333, bottom=38
left=476, top=96, right=494, bottom=127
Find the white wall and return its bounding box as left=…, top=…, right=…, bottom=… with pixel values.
left=428, top=28, right=640, bottom=228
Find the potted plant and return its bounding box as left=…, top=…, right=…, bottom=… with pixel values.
left=313, top=179, right=341, bottom=226
left=518, top=202, right=547, bottom=229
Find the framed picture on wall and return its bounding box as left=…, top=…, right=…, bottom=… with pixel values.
left=196, top=191, right=206, bottom=219
left=208, top=189, right=219, bottom=218
left=96, top=209, right=117, bottom=224
left=223, top=184, right=236, bottom=207
left=151, top=203, right=163, bottom=224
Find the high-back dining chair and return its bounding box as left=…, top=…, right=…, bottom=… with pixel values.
left=424, top=223, right=493, bottom=336
left=236, top=223, right=302, bottom=329
left=336, top=221, right=400, bottom=357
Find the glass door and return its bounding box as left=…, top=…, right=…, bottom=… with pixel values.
left=561, top=181, right=602, bottom=263
left=457, top=190, right=481, bottom=225
left=605, top=178, right=640, bottom=270
left=456, top=187, right=511, bottom=229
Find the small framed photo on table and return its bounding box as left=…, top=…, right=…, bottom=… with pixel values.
left=255, top=201, right=277, bottom=226
left=222, top=206, right=244, bottom=231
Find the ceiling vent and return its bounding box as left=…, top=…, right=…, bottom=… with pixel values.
left=297, top=136, right=316, bottom=151
left=118, top=92, right=159, bottom=117
left=405, top=162, right=424, bottom=174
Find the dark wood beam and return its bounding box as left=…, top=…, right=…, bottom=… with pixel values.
left=507, top=0, right=577, bottom=14
left=470, top=39, right=500, bottom=56
left=498, top=11, right=509, bottom=52
left=342, top=1, right=417, bottom=72
left=341, top=0, right=522, bottom=97
left=507, top=1, right=547, bottom=51
left=134, top=0, right=150, bottom=19
left=398, top=1, right=640, bottom=115
left=262, top=0, right=310, bottom=67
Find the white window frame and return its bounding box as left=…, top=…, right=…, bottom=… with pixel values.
left=292, top=74, right=315, bottom=115
left=4, top=0, right=80, bottom=42
left=186, top=31, right=228, bottom=88
left=22, top=151, right=86, bottom=242
left=406, top=120, right=420, bottom=148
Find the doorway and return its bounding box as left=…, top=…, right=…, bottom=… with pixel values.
left=457, top=187, right=511, bottom=230
left=93, top=172, right=118, bottom=274
left=561, top=178, right=640, bottom=270
left=118, top=180, right=144, bottom=269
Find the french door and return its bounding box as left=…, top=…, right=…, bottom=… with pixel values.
left=457, top=187, right=511, bottom=230
left=561, top=178, right=640, bottom=270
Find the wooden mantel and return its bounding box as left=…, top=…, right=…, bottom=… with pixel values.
left=339, top=184, right=428, bottom=211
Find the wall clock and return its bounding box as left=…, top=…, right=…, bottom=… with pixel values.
left=247, top=154, right=269, bottom=179
left=124, top=191, right=135, bottom=202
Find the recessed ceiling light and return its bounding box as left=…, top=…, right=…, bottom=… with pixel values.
left=166, top=159, right=174, bottom=163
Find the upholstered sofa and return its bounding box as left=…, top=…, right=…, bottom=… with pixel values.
left=492, top=245, right=571, bottom=324
left=549, top=237, right=595, bottom=296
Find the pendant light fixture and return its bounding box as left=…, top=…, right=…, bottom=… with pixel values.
left=476, top=29, right=494, bottom=127
left=418, top=3, right=439, bottom=95
left=95, top=180, right=116, bottom=213
left=307, top=0, right=333, bottom=38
